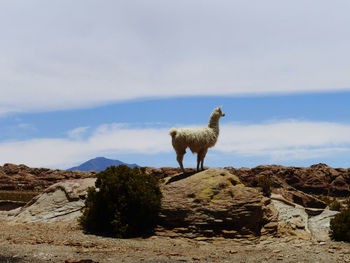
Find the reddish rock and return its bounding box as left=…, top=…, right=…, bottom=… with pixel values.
left=0, top=164, right=96, bottom=192
left=158, top=168, right=278, bottom=238
left=145, top=167, right=196, bottom=178
left=329, top=175, right=350, bottom=196
left=280, top=189, right=326, bottom=209
left=224, top=163, right=349, bottom=200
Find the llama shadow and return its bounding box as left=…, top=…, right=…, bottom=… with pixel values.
left=165, top=171, right=197, bottom=185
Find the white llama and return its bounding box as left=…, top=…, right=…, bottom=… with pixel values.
left=169, top=106, right=225, bottom=172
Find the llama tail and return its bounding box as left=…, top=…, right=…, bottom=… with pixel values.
left=169, top=128, right=178, bottom=137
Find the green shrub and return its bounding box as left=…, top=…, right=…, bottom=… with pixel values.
left=258, top=175, right=272, bottom=197
left=330, top=208, right=350, bottom=242
left=79, top=165, right=162, bottom=238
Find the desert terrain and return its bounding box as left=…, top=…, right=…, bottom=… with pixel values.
left=0, top=163, right=349, bottom=263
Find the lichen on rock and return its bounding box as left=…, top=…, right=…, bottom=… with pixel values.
left=158, top=168, right=278, bottom=238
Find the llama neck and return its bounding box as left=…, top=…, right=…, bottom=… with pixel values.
left=208, top=113, right=220, bottom=136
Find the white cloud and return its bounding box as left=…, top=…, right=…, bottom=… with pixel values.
left=0, top=0, right=350, bottom=114
left=0, top=124, right=171, bottom=168
left=67, top=126, right=90, bottom=140
left=217, top=121, right=350, bottom=160
left=1, top=120, right=350, bottom=168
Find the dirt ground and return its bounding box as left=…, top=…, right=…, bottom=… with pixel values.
left=0, top=219, right=349, bottom=263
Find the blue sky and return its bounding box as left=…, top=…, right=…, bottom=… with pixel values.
left=1, top=1, right=350, bottom=169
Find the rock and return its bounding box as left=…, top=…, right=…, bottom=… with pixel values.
left=0, top=200, right=26, bottom=211
left=145, top=167, right=196, bottom=178
left=224, top=164, right=350, bottom=198
left=271, top=194, right=310, bottom=236
left=158, top=168, right=277, bottom=238
left=271, top=194, right=339, bottom=241
left=6, top=178, right=96, bottom=222
left=308, top=208, right=339, bottom=241
left=329, top=175, right=350, bottom=196
left=0, top=163, right=96, bottom=192
left=280, top=189, right=326, bottom=209
left=0, top=163, right=345, bottom=241
left=1, top=169, right=278, bottom=239
left=65, top=259, right=98, bottom=263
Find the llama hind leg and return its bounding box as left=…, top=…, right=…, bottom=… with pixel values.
left=176, top=149, right=186, bottom=173
left=196, top=153, right=201, bottom=172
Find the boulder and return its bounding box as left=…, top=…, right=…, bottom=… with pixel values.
left=6, top=178, right=96, bottom=222
left=308, top=208, right=339, bottom=241
left=158, top=168, right=278, bottom=238
left=271, top=194, right=339, bottom=241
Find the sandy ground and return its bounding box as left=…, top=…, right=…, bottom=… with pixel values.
left=0, top=219, right=350, bottom=263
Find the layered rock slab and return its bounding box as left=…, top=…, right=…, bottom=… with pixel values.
left=271, top=194, right=339, bottom=241
left=5, top=178, right=96, bottom=222
left=158, top=168, right=278, bottom=238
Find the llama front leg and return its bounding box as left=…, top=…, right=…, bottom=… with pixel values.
left=196, top=149, right=207, bottom=172
left=199, top=149, right=208, bottom=171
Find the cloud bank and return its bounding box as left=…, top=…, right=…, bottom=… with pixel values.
left=1, top=0, right=350, bottom=114
left=1, top=120, right=350, bottom=168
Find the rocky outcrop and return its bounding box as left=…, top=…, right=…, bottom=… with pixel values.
left=224, top=163, right=350, bottom=208
left=0, top=163, right=346, bottom=240
left=2, top=169, right=278, bottom=238
left=271, top=194, right=339, bottom=241
left=2, top=162, right=349, bottom=199
left=158, top=168, right=278, bottom=238
left=0, top=163, right=96, bottom=191
left=4, top=178, right=96, bottom=222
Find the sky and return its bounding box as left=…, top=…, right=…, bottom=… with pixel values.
left=1, top=0, right=350, bottom=169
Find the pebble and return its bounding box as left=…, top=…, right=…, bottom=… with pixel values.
left=329, top=245, right=341, bottom=250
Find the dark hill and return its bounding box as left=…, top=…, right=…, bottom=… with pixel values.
left=67, top=157, right=139, bottom=172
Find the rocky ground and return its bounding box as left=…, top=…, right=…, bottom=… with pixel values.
left=0, top=163, right=349, bottom=262
left=0, top=219, right=350, bottom=263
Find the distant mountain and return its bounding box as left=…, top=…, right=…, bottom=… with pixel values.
left=67, top=157, right=139, bottom=172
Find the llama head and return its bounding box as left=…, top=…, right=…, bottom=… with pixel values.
left=215, top=106, right=225, bottom=117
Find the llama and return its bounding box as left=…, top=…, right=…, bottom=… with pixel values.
left=169, top=106, right=225, bottom=172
